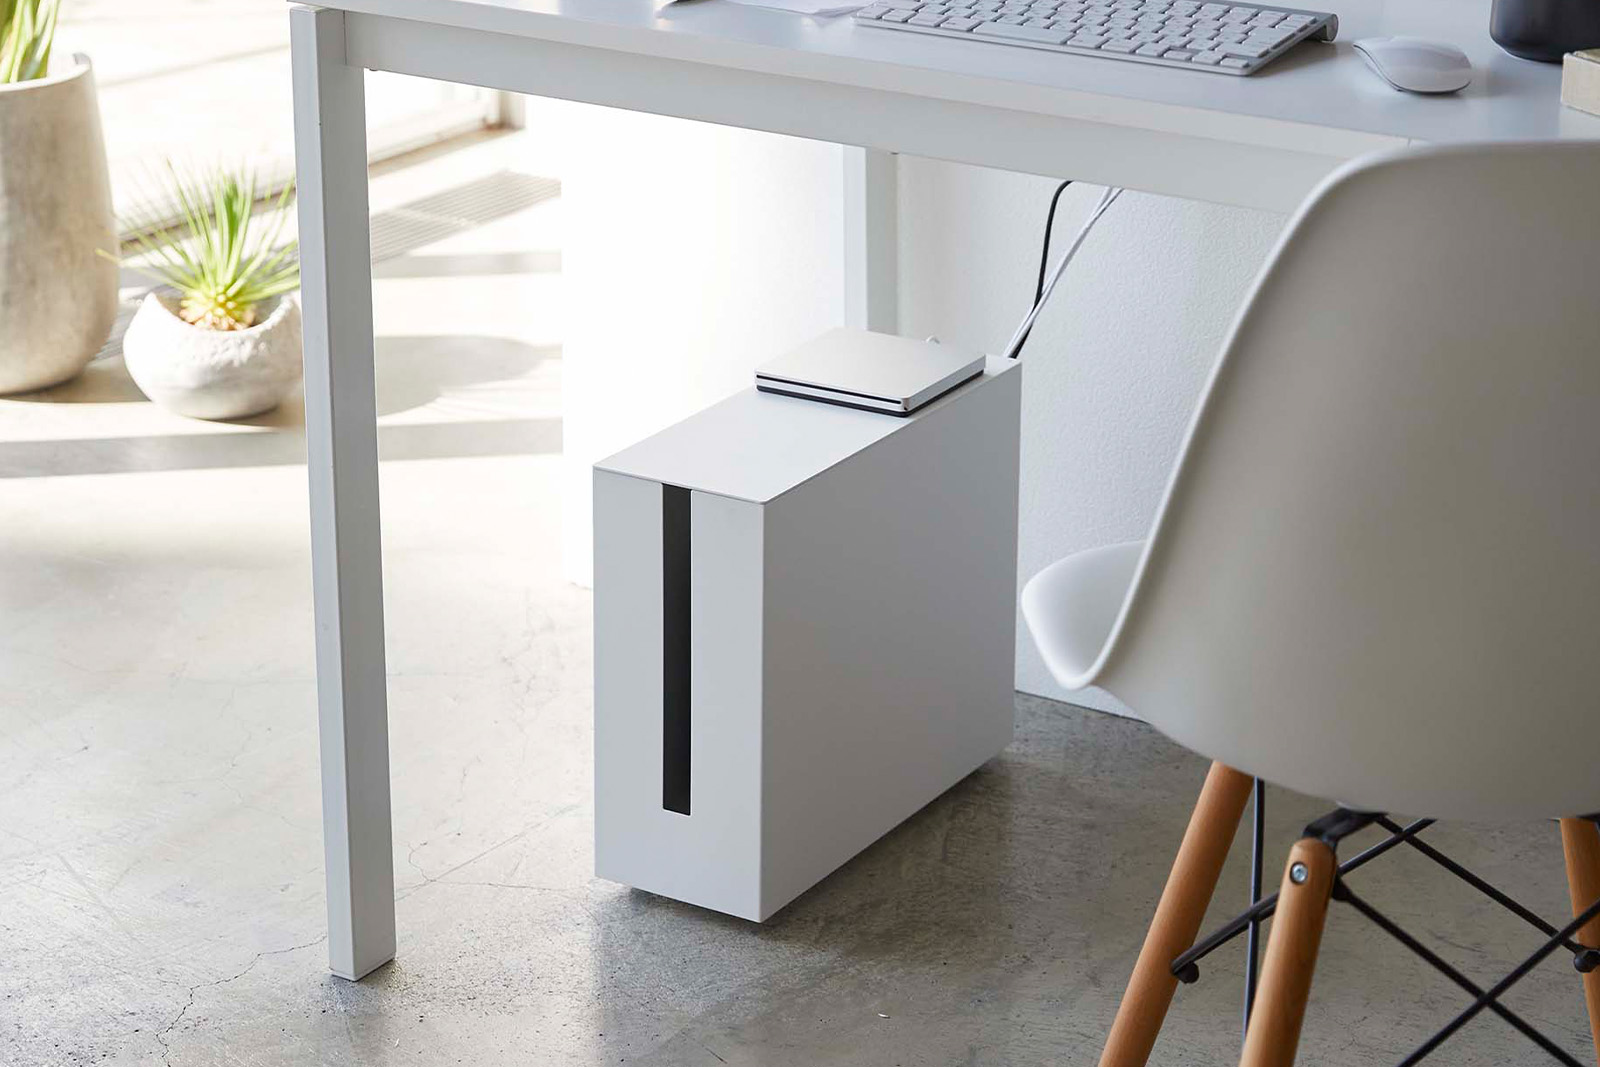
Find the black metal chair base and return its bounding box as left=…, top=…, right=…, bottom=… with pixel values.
left=1170, top=797, right=1600, bottom=1066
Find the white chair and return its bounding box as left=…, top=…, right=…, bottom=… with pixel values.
left=1021, top=141, right=1600, bottom=1067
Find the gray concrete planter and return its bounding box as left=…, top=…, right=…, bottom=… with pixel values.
left=0, top=55, right=118, bottom=394
left=122, top=291, right=303, bottom=420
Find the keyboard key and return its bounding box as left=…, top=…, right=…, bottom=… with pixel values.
left=1069, top=32, right=1109, bottom=44
left=910, top=11, right=947, bottom=23
left=1135, top=41, right=1168, bottom=53
left=856, top=3, right=891, bottom=15
left=1190, top=48, right=1224, bottom=62
left=881, top=9, right=917, bottom=21
left=973, top=19, right=1073, bottom=40
left=1163, top=47, right=1197, bottom=57
left=1220, top=55, right=1251, bottom=66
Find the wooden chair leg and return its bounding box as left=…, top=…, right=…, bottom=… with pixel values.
left=1560, top=817, right=1600, bottom=1066
left=1098, top=761, right=1254, bottom=1067
left=1238, top=836, right=1334, bottom=1067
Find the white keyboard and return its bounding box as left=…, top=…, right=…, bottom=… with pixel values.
left=854, top=0, right=1337, bottom=75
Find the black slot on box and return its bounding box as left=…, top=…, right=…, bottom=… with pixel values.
left=662, top=484, right=692, bottom=815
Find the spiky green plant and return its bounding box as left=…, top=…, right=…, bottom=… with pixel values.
left=120, top=167, right=300, bottom=331
left=0, top=0, right=60, bottom=83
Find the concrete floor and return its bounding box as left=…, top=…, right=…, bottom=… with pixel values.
left=2, top=140, right=1594, bottom=1067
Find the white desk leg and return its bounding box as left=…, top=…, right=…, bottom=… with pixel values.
left=843, top=147, right=899, bottom=333
left=291, top=4, right=396, bottom=982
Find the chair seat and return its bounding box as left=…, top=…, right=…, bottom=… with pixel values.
left=1020, top=541, right=1143, bottom=690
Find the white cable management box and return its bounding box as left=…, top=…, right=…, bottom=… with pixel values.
left=593, top=337, right=1021, bottom=921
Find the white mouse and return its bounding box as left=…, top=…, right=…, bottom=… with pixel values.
left=1353, top=36, right=1472, bottom=94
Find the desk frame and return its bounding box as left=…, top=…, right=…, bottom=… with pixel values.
left=290, top=3, right=905, bottom=979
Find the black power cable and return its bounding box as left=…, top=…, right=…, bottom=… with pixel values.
left=1013, top=179, right=1073, bottom=358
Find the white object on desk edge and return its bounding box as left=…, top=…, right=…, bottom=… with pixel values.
left=726, top=0, right=865, bottom=15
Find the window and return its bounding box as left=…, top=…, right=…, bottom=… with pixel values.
left=56, top=0, right=507, bottom=226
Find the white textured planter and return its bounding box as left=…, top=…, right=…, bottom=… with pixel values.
left=122, top=292, right=303, bottom=419
left=0, top=55, right=118, bottom=394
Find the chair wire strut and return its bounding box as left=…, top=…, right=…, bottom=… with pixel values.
left=1170, top=801, right=1600, bottom=1065
left=1242, top=777, right=1266, bottom=1037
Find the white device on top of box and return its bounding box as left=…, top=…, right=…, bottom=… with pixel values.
left=593, top=328, right=1020, bottom=921
left=754, top=327, right=986, bottom=416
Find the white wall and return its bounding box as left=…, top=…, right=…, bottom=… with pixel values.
left=895, top=160, right=1287, bottom=711
left=544, top=104, right=849, bottom=586
left=538, top=102, right=1290, bottom=713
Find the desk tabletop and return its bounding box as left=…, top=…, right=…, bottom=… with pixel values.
left=313, top=0, right=1600, bottom=152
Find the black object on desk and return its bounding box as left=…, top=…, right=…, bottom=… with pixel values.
left=1491, top=0, right=1600, bottom=61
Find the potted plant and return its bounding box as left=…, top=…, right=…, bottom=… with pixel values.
left=117, top=168, right=302, bottom=420
left=0, top=0, right=118, bottom=394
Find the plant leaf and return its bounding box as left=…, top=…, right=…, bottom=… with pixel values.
left=112, top=162, right=301, bottom=329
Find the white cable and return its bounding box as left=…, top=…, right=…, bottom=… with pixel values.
left=1001, top=185, right=1123, bottom=360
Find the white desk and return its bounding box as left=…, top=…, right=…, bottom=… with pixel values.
left=288, top=0, right=1600, bottom=980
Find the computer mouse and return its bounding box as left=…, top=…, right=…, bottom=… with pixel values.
left=1353, top=37, right=1473, bottom=94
